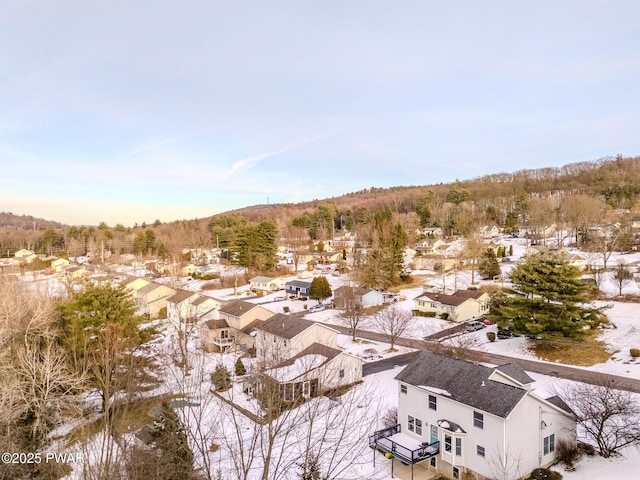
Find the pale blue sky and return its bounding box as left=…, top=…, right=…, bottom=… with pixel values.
left=1, top=1, right=639, bottom=225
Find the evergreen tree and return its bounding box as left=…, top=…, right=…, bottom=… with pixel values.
left=478, top=248, right=501, bottom=279
left=309, top=276, right=332, bottom=304
left=154, top=402, right=196, bottom=480
left=489, top=251, right=607, bottom=336
left=211, top=363, right=231, bottom=390
left=235, top=357, right=246, bottom=376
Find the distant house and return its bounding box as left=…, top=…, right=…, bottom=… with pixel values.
left=524, top=245, right=548, bottom=257
left=479, top=225, right=501, bottom=238
left=134, top=282, right=176, bottom=318
left=253, top=314, right=362, bottom=401
left=413, top=289, right=489, bottom=321
left=14, top=249, right=37, bottom=262
left=412, top=255, right=458, bottom=272
left=333, top=286, right=384, bottom=309
left=50, top=257, right=70, bottom=272
left=370, top=351, right=576, bottom=480
left=201, top=299, right=274, bottom=353
left=566, top=253, right=587, bottom=271
left=63, top=265, right=90, bottom=280
left=285, top=279, right=312, bottom=298
left=249, top=276, right=286, bottom=294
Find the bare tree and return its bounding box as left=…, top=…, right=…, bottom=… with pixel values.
left=562, top=381, right=640, bottom=458
left=374, top=304, right=412, bottom=351
left=488, top=444, right=524, bottom=480
left=612, top=262, right=633, bottom=296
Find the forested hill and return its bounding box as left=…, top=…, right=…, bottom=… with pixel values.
left=0, top=212, right=66, bottom=230
left=222, top=155, right=640, bottom=225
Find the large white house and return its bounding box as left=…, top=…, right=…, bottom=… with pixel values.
left=370, top=351, right=576, bottom=480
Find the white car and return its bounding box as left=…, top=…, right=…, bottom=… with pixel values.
left=308, top=304, right=326, bottom=312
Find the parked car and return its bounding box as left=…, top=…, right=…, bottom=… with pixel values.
left=497, top=330, right=512, bottom=339
left=273, top=296, right=285, bottom=301
left=308, top=304, right=326, bottom=312
left=466, top=320, right=485, bottom=331
left=482, top=318, right=493, bottom=326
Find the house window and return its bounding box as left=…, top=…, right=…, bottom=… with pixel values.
left=543, top=434, right=555, bottom=455
left=339, top=369, right=345, bottom=378
left=453, top=466, right=460, bottom=479
left=428, top=394, right=437, bottom=410
left=415, top=418, right=423, bottom=435
left=444, top=434, right=452, bottom=452
left=408, top=416, right=415, bottom=432
left=429, top=456, right=436, bottom=468
left=477, top=445, right=485, bottom=458
left=473, top=411, right=484, bottom=429
left=455, top=438, right=462, bottom=456
left=283, top=340, right=288, bottom=347
left=401, top=384, right=407, bottom=394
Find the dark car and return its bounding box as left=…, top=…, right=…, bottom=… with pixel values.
left=497, top=330, right=512, bottom=339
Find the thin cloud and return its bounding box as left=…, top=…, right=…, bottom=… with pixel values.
left=226, top=131, right=337, bottom=178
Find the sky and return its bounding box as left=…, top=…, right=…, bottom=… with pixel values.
left=1, top=1, right=640, bottom=226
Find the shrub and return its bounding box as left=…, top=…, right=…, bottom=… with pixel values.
left=211, top=364, right=231, bottom=391
left=440, top=313, right=449, bottom=320
left=157, top=307, right=167, bottom=319
left=413, top=310, right=436, bottom=317
left=381, top=407, right=398, bottom=428
left=486, top=331, right=496, bottom=342
left=630, top=348, right=640, bottom=358
left=201, top=274, right=219, bottom=280
left=527, top=468, right=562, bottom=480
left=283, top=306, right=290, bottom=313
left=235, top=358, right=246, bottom=376
left=555, top=439, right=581, bottom=471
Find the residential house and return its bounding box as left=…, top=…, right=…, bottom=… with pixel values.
left=412, top=254, right=458, bottom=272
left=13, top=249, right=37, bottom=262
left=566, top=253, right=587, bottom=271
left=524, top=245, right=548, bottom=257
left=253, top=314, right=362, bottom=401
left=370, top=351, right=576, bottom=480
left=201, top=299, right=275, bottom=353
left=134, top=282, right=176, bottom=318
left=63, top=265, right=91, bottom=280
left=479, top=225, right=501, bottom=238
left=166, top=289, right=220, bottom=326
left=121, top=276, right=152, bottom=296
left=333, top=286, right=384, bottom=309
left=285, top=279, right=312, bottom=298
left=413, top=289, right=489, bottom=321
left=50, top=257, right=70, bottom=272
left=249, top=276, right=286, bottom=294
left=416, top=227, right=444, bottom=238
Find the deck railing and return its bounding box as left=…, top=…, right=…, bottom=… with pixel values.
left=369, top=424, right=440, bottom=464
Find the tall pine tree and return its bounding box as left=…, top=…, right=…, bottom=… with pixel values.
left=489, top=251, right=606, bottom=337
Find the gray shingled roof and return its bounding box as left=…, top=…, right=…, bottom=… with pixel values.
left=204, top=319, right=229, bottom=330
left=167, top=289, right=196, bottom=304
left=257, top=313, right=316, bottom=339
left=395, top=351, right=527, bottom=418
left=545, top=395, right=575, bottom=415
left=137, top=282, right=172, bottom=295
left=494, top=363, right=534, bottom=385
left=268, top=343, right=342, bottom=372
left=286, top=279, right=312, bottom=288
left=219, top=299, right=258, bottom=317
left=414, top=289, right=485, bottom=307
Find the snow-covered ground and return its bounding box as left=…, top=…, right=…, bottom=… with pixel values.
left=32, top=234, right=640, bottom=479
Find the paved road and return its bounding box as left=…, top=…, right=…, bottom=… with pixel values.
left=321, top=322, right=640, bottom=393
